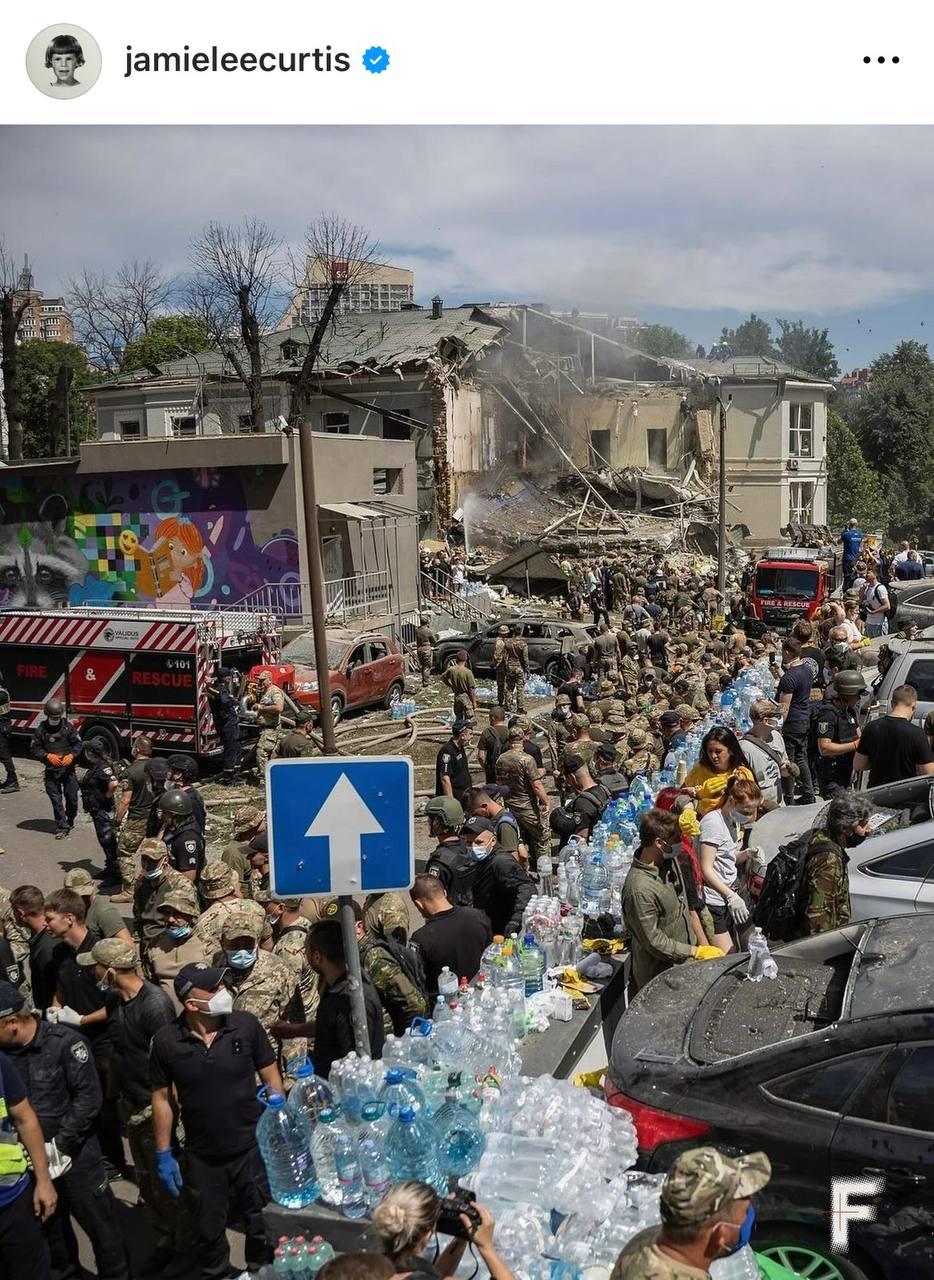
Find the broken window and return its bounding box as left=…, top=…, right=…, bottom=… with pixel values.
left=323, top=411, right=350, bottom=434
left=119, top=419, right=143, bottom=440
left=789, top=481, right=815, bottom=524
left=373, top=468, right=403, bottom=495
left=789, top=403, right=814, bottom=457
left=589, top=430, right=611, bottom=467
left=383, top=409, right=412, bottom=440
left=647, top=429, right=668, bottom=468
left=171, top=415, right=198, bottom=438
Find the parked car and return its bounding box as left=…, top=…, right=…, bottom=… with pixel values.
left=249, top=630, right=405, bottom=724
left=870, top=636, right=934, bottom=721
left=606, top=914, right=934, bottom=1279
left=752, top=775, right=934, bottom=922
left=433, top=617, right=595, bottom=681
left=881, top=580, right=934, bottom=632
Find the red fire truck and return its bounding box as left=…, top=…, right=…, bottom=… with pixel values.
left=749, top=545, right=838, bottom=629
left=0, top=607, right=279, bottom=760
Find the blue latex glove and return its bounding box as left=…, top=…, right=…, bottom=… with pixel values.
left=155, top=1149, right=182, bottom=1198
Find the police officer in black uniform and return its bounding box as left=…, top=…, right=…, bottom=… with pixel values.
left=815, top=669, right=867, bottom=799
left=0, top=982, right=129, bottom=1280
left=165, top=755, right=206, bottom=836
left=207, top=668, right=241, bottom=785
left=78, top=740, right=120, bottom=883
left=30, top=700, right=81, bottom=839
left=157, top=790, right=205, bottom=882
left=0, top=677, right=19, bottom=794
left=424, top=796, right=476, bottom=907
left=462, top=816, right=533, bottom=937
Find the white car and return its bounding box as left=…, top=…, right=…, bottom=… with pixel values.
left=753, top=776, right=934, bottom=921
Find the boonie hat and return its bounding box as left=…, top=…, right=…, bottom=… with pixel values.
left=76, top=938, right=139, bottom=971
left=64, top=868, right=95, bottom=894
left=200, top=860, right=239, bottom=900
left=660, top=1147, right=771, bottom=1227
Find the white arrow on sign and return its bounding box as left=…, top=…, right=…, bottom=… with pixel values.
left=305, top=772, right=385, bottom=887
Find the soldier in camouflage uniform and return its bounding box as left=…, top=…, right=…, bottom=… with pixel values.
left=557, top=715, right=597, bottom=772
left=495, top=724, right=551, bottom=860
left=492, top=625, right=510, bottom=707
left=618, top=650, right=641, bottom=697
left=623, top=729, right=661, bottom=782
left=220, top=805, right=266, bottom=898
left=260, top=893, right=318, bottom=1023
left=502, top=626, right=529, bottom=713
left=800, top=792, right=871, bottom=936
left=332, top=900, right=427, bottom=1036
left=194, top=861, right=273, bottom=953
left=213, top=908, right=305, bottom=1065
left=415, top=613, right=437, bottom=688
left=150, top=881, right=212, bottom=1012
left=611, top=1147, right=771, bottom=1280
left=363, top=891, right=410, bottom=944
left=0, top=886, right=31, bottom=966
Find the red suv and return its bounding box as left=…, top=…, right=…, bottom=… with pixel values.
left=249, top=630, right=406, bottom=724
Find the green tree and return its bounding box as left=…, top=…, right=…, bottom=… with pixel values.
left=120, top=313, right=211, bottom=372
left=852, top=339, right=934, bottom=540
left=826, top=407, right=887, bottom=531
left=775, top=319, right=840, bottom=379
left=633, top=324, right=693, bottom=359
left=719, top=313, right=776, bottom=358
left=17, top=340, right=96, bottom=458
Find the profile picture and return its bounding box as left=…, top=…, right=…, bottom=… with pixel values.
left=26, top=24, right=102, bottom=100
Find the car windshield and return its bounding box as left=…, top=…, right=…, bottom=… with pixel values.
left=755, top=567, right=819, bottom=600
left=689, top=955, right=852, bottom=1064
left=281, top=636, right=346, bottom=669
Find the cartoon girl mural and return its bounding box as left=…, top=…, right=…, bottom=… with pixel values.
left=125, top=516, right=211, bottom=607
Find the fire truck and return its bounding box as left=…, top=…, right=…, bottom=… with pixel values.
left=0, top=607, right=279, bottom=760
left=749, top=544, right=838, bottom=629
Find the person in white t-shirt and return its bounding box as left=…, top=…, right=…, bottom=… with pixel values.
left=892, top=540, right=911, bottom=566
left=739, top=700, right=788, bottom=810
left=697, top=775, right=762, bottom=953
left=861, top=568, right=890, bottom=638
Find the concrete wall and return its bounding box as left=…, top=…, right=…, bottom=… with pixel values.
left=558, top=390, right=687, bottom=471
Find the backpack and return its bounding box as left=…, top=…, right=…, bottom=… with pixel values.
left=368, top=935, right=429, bottom=1003
left=426, top=844, right=477, bottom=908
left=752, top=831, right=814, bottom=941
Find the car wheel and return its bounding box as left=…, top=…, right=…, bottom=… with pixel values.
left=444, top=653, right=462, bottom=671
left=384, top=681, right=404, bottom=709
left=330, top=694, right=344, bottom=725
left=756, top=1228, right=879, bottom=1280
left=544, top=658, right=560, bottom=684
left=80, top=723, right=121, bottom=761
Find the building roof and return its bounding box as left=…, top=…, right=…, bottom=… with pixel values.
left=86, top=306, right=505, bottom=392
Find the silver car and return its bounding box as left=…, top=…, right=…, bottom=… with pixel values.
left=753, top=776, right=934, bottom=921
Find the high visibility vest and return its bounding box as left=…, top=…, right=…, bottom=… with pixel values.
left=0, top=1092, right=27, bottom=1183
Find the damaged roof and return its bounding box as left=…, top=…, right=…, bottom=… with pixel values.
left=86, top=306, right=506, bottom=390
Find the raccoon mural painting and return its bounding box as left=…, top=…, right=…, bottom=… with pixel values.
left=0, top=468, right=299, bottom=611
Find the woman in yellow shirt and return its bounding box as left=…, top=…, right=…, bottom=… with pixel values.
left=683, top=727, right=755, bottom=816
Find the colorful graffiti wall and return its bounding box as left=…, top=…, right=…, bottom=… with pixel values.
left=0, top=466, right=299, bottom=610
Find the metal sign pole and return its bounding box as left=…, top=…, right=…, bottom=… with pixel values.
left=339, top=894, right=371, bottom=1056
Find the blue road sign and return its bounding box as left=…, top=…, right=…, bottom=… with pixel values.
left=267, top=756, right=414, bottom=898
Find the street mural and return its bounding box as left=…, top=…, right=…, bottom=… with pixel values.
left=0, top=467, right=299, bottom=609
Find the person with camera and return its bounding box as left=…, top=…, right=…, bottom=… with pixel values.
left=372, top=1181, right=513, bottom=1280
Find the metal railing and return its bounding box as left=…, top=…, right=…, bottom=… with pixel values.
left=225, top=581, right=306, bottom=619
left=324, top=570, right=391, bottom=621
left=419, top=570, right=489, bottom=625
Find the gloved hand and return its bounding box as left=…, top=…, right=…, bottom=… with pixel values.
left=61, top=753, right=74, bottom=766
left=56, top=1006, right=82, bottom=1027
left=155, top=1149, right=183, bottom=1198
left=727, top=893, right=750, bottom=925
left=47, top=754, right=63, bottom=767
left=694, top=945, right=726, bottom=961
left=44, top=1139, right=72, bottom=1180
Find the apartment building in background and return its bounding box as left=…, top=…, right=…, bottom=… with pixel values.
left=280, top=256, right=415, bottom=326
left=13, top=257, right=74, bottom=344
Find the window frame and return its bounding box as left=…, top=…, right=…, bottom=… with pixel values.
left=788, top=402, right=816, bottom=458
left=119, top=419, right=144, bottom=441
left=322, top=411, right=351, bottom=435
left=759, top=1048, right=887, bottom=1118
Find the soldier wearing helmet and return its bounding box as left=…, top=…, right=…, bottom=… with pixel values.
left=815, top=668, right=867, bottom=798
left=30, top=698, right=82, bottom=839
left=423, top=796, right=476, bottom=907
left=157, top=789, right=204, bottom=882
left=165, top=754, right=205, bottom=837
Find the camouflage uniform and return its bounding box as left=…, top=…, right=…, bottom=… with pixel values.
left=618, top=653, right=641, bottom=697
left=0, top=887, right=31, bottom=965
left=802, top=830, right=850, bottom=935
left=611, top=1148, right=771, bottom=1280
left=363, top=892, right=410, bottom=943
left=359, top=933, right=428, bottom=1035
left=251, top=683, right=285, bottom=773
left=502, top=637, right=529, bottom=713
left=133, top=866, right=190, bottom=971
left=116, top=816, right=149, bottom=897
left=495, top=741, right=549, bottom=859
left=623, top=730, right=660, bottom=780
left=493, top=628, right=510, bottom=706
left=193, top=862, right=273, bottom=953
left=212, top=912, right=304, bottom=1064
left=269, top=914, right=319, bottom=1022
left=415, top=623, right=437, bottom=687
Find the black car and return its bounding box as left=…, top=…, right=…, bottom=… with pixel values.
left=606, top=916, right=934, bottom=1280
left=433, top=617, right=594, bottom=681
left=884, top=579, right=934, bottom=631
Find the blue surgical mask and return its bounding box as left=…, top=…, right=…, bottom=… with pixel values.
left=226, top=948, right=257, bottom=970
left=470, top=842, right=490, bottom=860
left=166, top=924, right=192, bottom=940
left=96, top=976, right=113, bottom=994
left=724, top=1205, right=756, bottom=1255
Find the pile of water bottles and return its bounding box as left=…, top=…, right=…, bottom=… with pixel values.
left=522, top=674, right=553, bottom=700
left=263, top=1235, right=335, bottom=1278
left=390, top=697, right=420, bottom=720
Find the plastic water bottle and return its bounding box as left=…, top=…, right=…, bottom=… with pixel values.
left=746, top=927, right=778, bottom=982
left=537, top=852, right=554, bottom=896
left=432, top=994, right=452, bottom=1024
left=256, top=1088, right=319, bottom=1209
left=520, top=934, right=546, bottom=996
left=286, top=1058, right=334, bottom=1127
left=334, top=1129, right=367, bottom=1219
left=580, top=853, right=609, bottom=916
left=710, top=1245, right=762, bottom=1280
left=481, top=935, right=505, bottom=972
left=434, top=1086, right=487, bottom=1177
left=438, top=966, right=458, bottom=999
left=310, top=1106, right=345, bottom=1206
left=379, top=1067, right=429, bottom=1116
left=358, top=1134, right=393, bottom=1211
left=384, top=1105, right=445, bottom=1192
left=489, top=936, right=526, bottom=1037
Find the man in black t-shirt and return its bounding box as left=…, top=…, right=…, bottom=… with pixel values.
left=435, top=720, right=474, bottom=798
left=305, top=921, right=384, bottom=1076
left=854, top=684, right=934, bottom=787
left=410, top=874, right=491, bottom=996
left=777, top=638, right=816, bottom=804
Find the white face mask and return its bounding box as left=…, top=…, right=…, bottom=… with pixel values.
left=197, top=988, right=234, bottom=1016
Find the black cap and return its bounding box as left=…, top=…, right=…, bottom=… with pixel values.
left=0, top=982, right=25, bottom=1019
left=216, top=667, right=233, bottom=678
left=174, top=963, right=227, bottom=1001
left=452, top=718, right=475, bottom=734
left=462, top=815, right=496, bottom=835
left=562, top=753, right=586, bottom=773
left=486, top=784, right=511, bottom=801
left=660, top=710, right=681, bottom=727
left=249, top=832, right=268, bottom=855
left=594, top=743, right=617, bottom=760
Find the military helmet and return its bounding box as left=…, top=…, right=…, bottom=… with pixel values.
left=835, top=670, right=867, bottom=696
left=45, top=698, right=64, bottom=718
left=555, top=693, right=572, bottom=707
left=158, top=788, right=194, bottom=817
left=167, top=753, right=199, bottom=782
left=424, top=796, right=464, bottom=827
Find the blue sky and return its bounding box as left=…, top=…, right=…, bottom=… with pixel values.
left=1, top=124, right=932, bottom=369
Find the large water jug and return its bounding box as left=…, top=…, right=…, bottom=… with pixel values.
left=379, top=1067, right=429, bottom=1117
left=256, top=1088, right=319, bottom=1209
left=286, top=1057, right=334, bottom=1127
left=310, top=1105, right=346, bottom=1206
left=434, top=1090, right=487, bottom=1178
left=489, top=936, right=526, bottom=1036
left=333, top=1129, right=367, bottom=1219
left=358, top=1133, right=393, bottom=1211
left=384, top=1105, right=445, bottom=1193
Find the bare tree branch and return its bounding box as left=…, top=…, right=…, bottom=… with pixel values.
left=286, top=213, right=381, bottom=428
left=0, top=243, right=32, bottom=459
left=67, top=259, right=174, bottom=369
left=187, top=218, right=283, bottom=430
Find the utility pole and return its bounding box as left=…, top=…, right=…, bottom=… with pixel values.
left=716, top=393, right=731, bottom=603
left=297, top=421, right=370, bottom=1055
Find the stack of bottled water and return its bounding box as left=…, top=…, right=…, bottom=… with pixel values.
left=475, top=685, right=497, bottom=702
left=523, top=674, right=552, bottom=699
left=390, top=697, right=418, bottom=720
left=261, top=1235, right=336, bottom=1278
